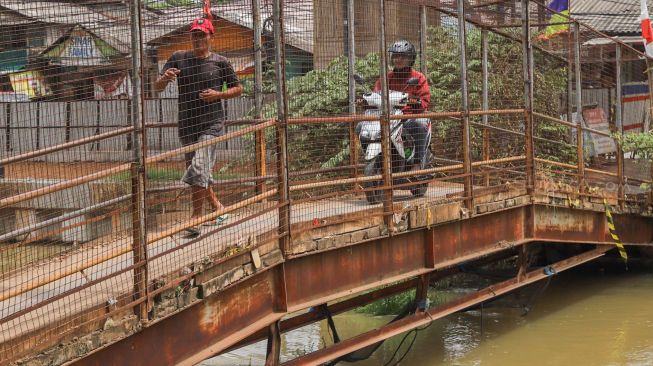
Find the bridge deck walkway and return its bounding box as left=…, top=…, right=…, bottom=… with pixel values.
left=0, top=182, right=463, bottom=345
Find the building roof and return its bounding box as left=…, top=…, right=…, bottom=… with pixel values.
left=150, top=0, right=313, bottom=53
left=1, top=0, right=313, bottom=56
left=571, top=0, right=653, bottom=36
left=0, top=0, right=112, bottom=25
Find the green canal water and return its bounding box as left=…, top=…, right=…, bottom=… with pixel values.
left=206, top=262, right=653, bottom=365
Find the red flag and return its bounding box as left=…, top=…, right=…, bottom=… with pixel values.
left=641, top=0, right=653, bottom=57
left=203, top=0, right=213, bottom=21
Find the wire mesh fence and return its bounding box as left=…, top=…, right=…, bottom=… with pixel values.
left=0, top=0, right=652, bottom=363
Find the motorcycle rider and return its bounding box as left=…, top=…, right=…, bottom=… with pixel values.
left=373, top=39, right=431, bottom=170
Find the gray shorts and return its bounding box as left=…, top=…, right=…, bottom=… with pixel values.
left=181, top=134, right=222, bottom=188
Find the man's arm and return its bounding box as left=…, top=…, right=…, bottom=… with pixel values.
left=198, top=85, right=242, bottom=102
left=154, top=68, right=179, bottom=93
left=199, top=61, right=243, bottom=102
left=154, top=53, right=179, bottom=93
left=219, top=85, right=243, bottom=99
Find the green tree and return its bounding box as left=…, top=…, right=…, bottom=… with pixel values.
left=252, top=26, right=572, bottom=171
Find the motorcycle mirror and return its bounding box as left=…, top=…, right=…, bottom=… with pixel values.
left=406, top=78, right=420, bottom=86
left=353, top=74, right=365, bottom=85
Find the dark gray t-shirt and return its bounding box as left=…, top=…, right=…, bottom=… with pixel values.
left=161, top=51, right=240, bottom=141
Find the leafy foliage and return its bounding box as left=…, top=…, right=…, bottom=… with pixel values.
left=253, top=26, right=572, bottom=171
left=253, top=54, right=381, bottom=171
left=615, top=131, right=653, bottom=160
left=425, top=27, right=571, bottom=162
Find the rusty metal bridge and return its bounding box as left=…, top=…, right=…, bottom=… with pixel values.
left=1, top=0, right=653, bottom=365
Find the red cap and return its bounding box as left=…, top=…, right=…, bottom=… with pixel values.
left=190, top=18, right=214, bottom=35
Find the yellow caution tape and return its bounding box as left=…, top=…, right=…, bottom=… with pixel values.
left=604, top=199, right=628, bottom=265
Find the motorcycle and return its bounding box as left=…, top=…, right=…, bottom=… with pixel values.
left=355, top=76, right=433, bottom=204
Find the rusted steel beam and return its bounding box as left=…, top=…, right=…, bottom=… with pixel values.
left=20, top=205, right=648, bottom=365
left=281, top=245, right=612, bottom=366
left=225, top=278, right=420, bottom=354
left=76, top=269, right=283, bottom=366
left=207, top=250, right=539, bottom=362
left=225, top=246, right=520, bottom=355
left=533, top=205, right=608, bottom=243
left=284, top=209, right=527, bottom=312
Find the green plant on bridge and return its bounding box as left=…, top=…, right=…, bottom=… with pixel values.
left=613, top=130, right=653, bottom=190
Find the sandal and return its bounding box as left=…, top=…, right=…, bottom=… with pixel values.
left=182, top=226, right=201, bottom=238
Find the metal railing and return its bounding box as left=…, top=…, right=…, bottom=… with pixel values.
left=0, top=0, right=651, bottom=363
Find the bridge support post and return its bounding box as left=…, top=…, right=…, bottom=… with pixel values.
left=265, top=321, right=282, bottom=366
left=416, top=273, right=431, bottom=311
left=129, top=0, right=149, bottom=322
left=615, top=45, right=625, bottom=208
left=521, top=0, right=535, bottom=195
left=481, top=29, right=491, bottom=187
left=378, top=0, right=395, bottom=230
left=347, top=0, right=358, bottom=186
left=252, top=0, right=267, bottom=197
left=273, top=0, right=292, bottom=254
left=573, top=21, right=585, bottom=194
left=457, top=0, right=474, bottom=212
left=419, top=5, right=428, bottom=75
left=517, top=243, right=528, bottom=282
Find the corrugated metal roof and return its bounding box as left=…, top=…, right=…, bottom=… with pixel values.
left=151, top=0, right=313, bottom=53
left=571, top=0, right=653, bottom=35
left=0, top=9, right=33, bottom=25
left=0, top=0, right=111, bottom=25
left=0, top=0, right=131, bottom=53
left=0, top=0, right=313, bottom=54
